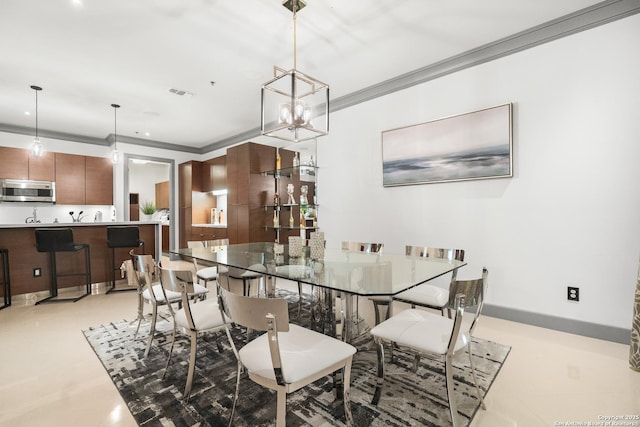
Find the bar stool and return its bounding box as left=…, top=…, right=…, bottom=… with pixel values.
left=35, top=228, right=91, bottom=304
left=0, top=249, right=10, bottom=310
left=107, top=226, right=144, bottom=293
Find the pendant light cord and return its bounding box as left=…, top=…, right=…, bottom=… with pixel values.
left=35, top=89, right=39, bottom=139
left=293, top=4, right=297, bottom=69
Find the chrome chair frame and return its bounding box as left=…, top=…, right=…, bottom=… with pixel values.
left=392, top=246, right=466, bottom=316
left=187, top=239, right=229, bottom=288
left=160, top=267, right=227, bottom=401
left=370, top=268, right=488, bottom=427
left=217, top=285, right=357, bottom=427
left=340, top=241, right=384, bottom=333
left=130, top=251, right=208, bottom=357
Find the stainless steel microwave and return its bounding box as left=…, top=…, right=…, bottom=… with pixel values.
left=0, top=179, right=56, bottom=203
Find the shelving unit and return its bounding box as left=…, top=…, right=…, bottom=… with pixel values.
left=262, top=150, right=318, bottom=243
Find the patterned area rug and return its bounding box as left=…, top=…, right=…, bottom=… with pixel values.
left=83, top=292, right=510, bottom=427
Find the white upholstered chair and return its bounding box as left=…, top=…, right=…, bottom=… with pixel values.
left=130, top=250, right=208, bottom=357
left=159, top=267, right=228, bottom=401
left=370, top=268, right=488, bottom=427
left=217, top=286, right=357, bottom=427
left=392, top=246, right=466, bottom=316
left=340, top=241, right=385, bottom=327
left=187, top=239, right=229, bottom=288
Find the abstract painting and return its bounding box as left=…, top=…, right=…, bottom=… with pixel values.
left=382, top=103, right=513, bottom=186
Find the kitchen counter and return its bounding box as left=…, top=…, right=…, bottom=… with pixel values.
left=0, top=222, right=159, bottom=299
left=0, top=220, right=161, bottom=229
left=191, top=223, right=227, bottom=228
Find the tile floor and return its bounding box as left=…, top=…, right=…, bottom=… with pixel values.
left=0, top=281, right=638, bottom=427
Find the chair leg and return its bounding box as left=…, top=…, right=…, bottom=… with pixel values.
left=228, top=360, right=242, bottom=427
left=371, top=338, right=385, bottom=405
left=342, top=359, right=354, bottom=426
left=444, top=355, right=458, bottom=427
left=162, top=323, right=178, bottom=379
left=467, top=345, right=487, bottom=410
left=144, top=304, right=158, bottom=357
left=276, top=387, right=287, bottom=427
left=184, top=331, right=198, bottom=401
left=297, top=281, right=303, bottom=318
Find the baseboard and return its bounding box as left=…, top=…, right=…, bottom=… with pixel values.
left=482, top=304, right=631, bottom=345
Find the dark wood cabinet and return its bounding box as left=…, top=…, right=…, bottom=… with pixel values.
left=227, top=142, right=274, bottom=244
left=155, top=181, right=169, bottom=209
left=28, top=151, right=55, bottom=181
left=179, top=161, right=201, bottom=208
left=0, top=147, right=29, bottom=179
left=190, top=226, right=227, bottom=241
left=85, top=156, right=113, bottom=205
left=202, top=155, right=227, bottom=192
left=55, top=153, right=86, bottom=205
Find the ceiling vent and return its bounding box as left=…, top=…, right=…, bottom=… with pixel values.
left=168, top=88, right=194, bottom=97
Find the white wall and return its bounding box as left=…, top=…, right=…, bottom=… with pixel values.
left=317, top=14, right=640, bottom=330
left=128, top=161, right=170, bottom=208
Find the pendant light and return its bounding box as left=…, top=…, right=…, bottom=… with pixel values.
left=261, top=0, right=329, bottom=143
left=111, top=104, right=120, bottom=164
left=30, top=85, right=44, bottom=157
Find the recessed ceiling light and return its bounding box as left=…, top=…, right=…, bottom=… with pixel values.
left=71, top=0, right=83, bottom=7
left=145, top=132, right=150, bottom=137
left=25, top=111, right=31, bottom=115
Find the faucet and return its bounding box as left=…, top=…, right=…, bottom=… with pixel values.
left=25, top=207, right=41, bottom=224
left=69, top=211, right=86, bottom=223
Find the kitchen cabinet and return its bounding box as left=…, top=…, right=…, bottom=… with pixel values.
left=0, top=146, right=53, bottom=182
left=202, top=155, right=226, bottom=192
left=55, top=153, right=86, bottom=205
left=129, top=193, right=139, bottom=221
left=155, top=180, right=169, bottom=209
left=28, top=152, right=55, bottom=181
left=191, top=226, right=227, bottom=242
left=55, top=153, right=113, bottom=205
left=226, top=142, right=275, bottom=244
left=179, top=161, right=202, bottom=208
left=85, top=156, right=113, bottom=205
left=55, top=153, right=112, bottom=205
left=0, top=147, right=29, bottom=179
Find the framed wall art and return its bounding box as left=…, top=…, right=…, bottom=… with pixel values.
left=382, top=103, right=513, bottom=186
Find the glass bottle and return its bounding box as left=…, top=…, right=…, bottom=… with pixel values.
left=276, top=148, right=281, bottom=170
left=293, top=152, right=300, bottom=168
left=273, top=193, right=280, bottom=206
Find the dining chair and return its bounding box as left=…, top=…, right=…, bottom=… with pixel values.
left=392, top=246, right=465, bottom=316
left=187, top=239, right=229, bottom=288
left=223, top=264, right=266, bottom=297
left=370, top=267, right=488, bottom=427
left=130, top=250, right=208, bottom=357
left=341, top=241, right=384, bottom=332
left=217, top=285, right=357, bottom=427
left=159, top=267, right=228, bottom=401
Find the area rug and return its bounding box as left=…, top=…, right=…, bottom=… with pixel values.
left=83, top=293, right=510, bottom=427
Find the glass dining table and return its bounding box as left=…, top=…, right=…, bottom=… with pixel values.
left=171, top=242, right=467, bottom=342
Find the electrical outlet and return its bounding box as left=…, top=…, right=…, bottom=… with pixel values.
left=567, top=286, right=579, bottom=302
left=33, top=267, right=42, bottom=277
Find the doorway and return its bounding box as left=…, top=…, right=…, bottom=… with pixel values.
left=123, top=154, right=175, bottom=253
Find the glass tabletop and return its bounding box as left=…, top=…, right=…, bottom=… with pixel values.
left=171, top=242, right=466, bottom=297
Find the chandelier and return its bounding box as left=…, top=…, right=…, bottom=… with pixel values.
left=261, top=0, right=329, bottom=143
